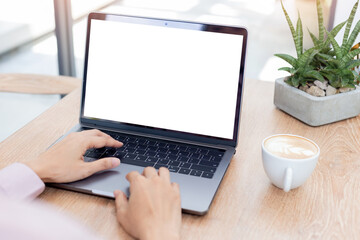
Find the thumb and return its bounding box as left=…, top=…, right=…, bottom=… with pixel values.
left=114, top=190, right=128, bottom=224
left=83, top=157, right=120, bottom=178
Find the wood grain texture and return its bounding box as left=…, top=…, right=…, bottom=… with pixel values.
left=0, top=73, right=81, bottom=94
left=1, top=78, right=360, bottom=239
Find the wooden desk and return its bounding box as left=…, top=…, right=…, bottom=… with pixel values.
left=1, top=79, right=359, bottom=239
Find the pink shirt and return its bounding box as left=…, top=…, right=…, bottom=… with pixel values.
left=0, top=163, right=101, bottom=240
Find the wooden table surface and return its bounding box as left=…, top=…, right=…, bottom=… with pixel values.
left=1, top=79, right=359, bottom=239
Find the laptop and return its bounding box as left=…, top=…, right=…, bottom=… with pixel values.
left=51, top=12, right=247, bottom=215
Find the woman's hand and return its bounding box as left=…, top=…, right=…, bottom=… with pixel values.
left=26, top=129, right=123, bottom=183
left=114, top=167, right=181, bottom=240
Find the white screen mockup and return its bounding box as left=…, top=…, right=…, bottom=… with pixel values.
left=84, top=19, right=243, bottom=139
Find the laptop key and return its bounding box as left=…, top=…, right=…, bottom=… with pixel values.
left=112, top=134, right=126, bottom=141
left=126, top=142, right=138, bottom=148
left=145, top=157, right=158, bottom=163
left=191, top=164, right=216, bottom=173
left=155, top=142, right=167, bottom=148
left=147, top=146, right=158, bottom=151
left=105, top=148, right=117, bottom=156
left=187, top=147, right=198, bottom=153
left=166, top=144, right=177, bottom=150
left=124, top=147, right=135, bottom=154
left=158, top=159, right=169, bottom=165
left=178, top=156, right=189, bottom=162
left=117, top=147, right=126, bottom=152
left=147, top=140, right=156, bottom=146
left=157, top=147, right=168, bottom=153
left=201, top=155, right=212, bottom=161
left=145, top=150, right=156, bottom=157
left=178, top=151, right=189, bottom=157
left=165, top=154, right=178, bottom=161
left=198, top=149, right=209, bottom=155
left=126, top=137, right=136, bottom=143
left=211, top=156, right=223, bottom=163
left=178, top=168, right=191, bottom=175
left=137, top=144, right=147, bottom=150
left=179, top=162, right=191, bottom=168
left=124, top=153, right=137, bottom=160
left=176, top=146, right=187, bottom=151
left=199, top=160, right=219, bottom=168
left=136, top=138, right=147, bottom=144
left=154, top=163, right=167, bottom=169
left=188, top=158, right=200, bottom=164
left=114, top=152, right=126, bottom=159
left=190, top=170, right=203, bottom=177
left=94, top=147, right=106, bottom=154
left=167, top=149, right=179, bottom=155
left=202, top=172, right=214, bottom=179
left=168, top=161, right=180, bottom=167
left=121, top=159, right=154, bottom=167
left=208, top=151, right=224, bottom=157
left=168, top=166, right=180, bottom=173
left=134, top=149, right=146, bottom=155
left=135, top=155, right=147, bottom=161
left=155, top=153, right=167, bottom=159
left=190, top=153, right=200, bottom=159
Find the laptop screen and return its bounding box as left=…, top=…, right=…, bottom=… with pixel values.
left=83, top=16, right=245, bottom=140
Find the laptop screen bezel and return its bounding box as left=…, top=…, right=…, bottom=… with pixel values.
left=80, top=12, right=247, bottom=148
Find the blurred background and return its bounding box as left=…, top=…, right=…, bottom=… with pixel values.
left=0, top=0, right=348, bottom=141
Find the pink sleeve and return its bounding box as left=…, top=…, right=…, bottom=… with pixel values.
left=0, top=163, right=45, bottom=200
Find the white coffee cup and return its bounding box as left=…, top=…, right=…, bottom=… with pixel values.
left=261, top=134, right=320, bottom=192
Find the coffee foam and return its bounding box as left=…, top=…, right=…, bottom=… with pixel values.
left=264, top=135, right=318, bottom=159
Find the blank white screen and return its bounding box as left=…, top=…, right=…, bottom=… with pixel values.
left=84, top=19, right=243, bottom=139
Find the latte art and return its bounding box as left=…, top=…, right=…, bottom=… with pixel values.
left=264, top=135, right=318, bottom=159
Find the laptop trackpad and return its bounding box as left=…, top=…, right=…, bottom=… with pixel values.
left=64, top=163, right=144, bottom=197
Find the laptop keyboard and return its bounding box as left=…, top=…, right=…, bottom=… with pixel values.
left=84, top=131, right=225, bottom=179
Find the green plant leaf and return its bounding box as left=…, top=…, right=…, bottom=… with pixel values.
left=278, top=67, right=298, bottom=75
left=309, top=29, right=320, bottom=47
left=303, top=48, right=319, bottom=68
left=327, top=59, right=341, bottom=68
left=352, top=70, right=360, bottom=84
left=291, top=76, right=300, bottom=87
left=342, top=69, right=354, bottom=78
left=316, top=0, right=324, bottom=41
left=325, top=26, right=343, bottom=59
left=324, top=21, right=346, bottom=48
left=342, top=19, right=360, bottom=54
left=329, top=76, right=342, bottom=88
left=281, top=1, right=299, bottom=57
left=297, top=48, right=312, bottom=68
left=345, top=59, right=360, bottom=69
left=321, top=71, right=336, bottom=82
left=303, top=70, right=325, bottom=81
left=317, top=53, right=333, bottom=61
left=274, top=53, right=297, bottom=67
left=342, top=83, right=356, bottom=88
left=343, top=0, right=359, bottom=46
left=340, top=48, right=360, bottom=67
left=296, top=15, right=303, bottom=55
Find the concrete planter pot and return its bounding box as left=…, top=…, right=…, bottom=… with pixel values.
left=274, top=78, right=360, bottom=126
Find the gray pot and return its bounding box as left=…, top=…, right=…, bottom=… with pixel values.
left=274, top=78, right=360, bottom=126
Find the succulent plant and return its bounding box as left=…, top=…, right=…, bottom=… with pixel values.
left=274, top=2, right=323, bottom=88
left=276, top=0, right=360, bottom=90
left=308, top=0, right=346, bottom=69
left=318, top=0, right=360, bottom=88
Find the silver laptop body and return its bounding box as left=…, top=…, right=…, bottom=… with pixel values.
left=51, top=12, right=247, bottom=215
